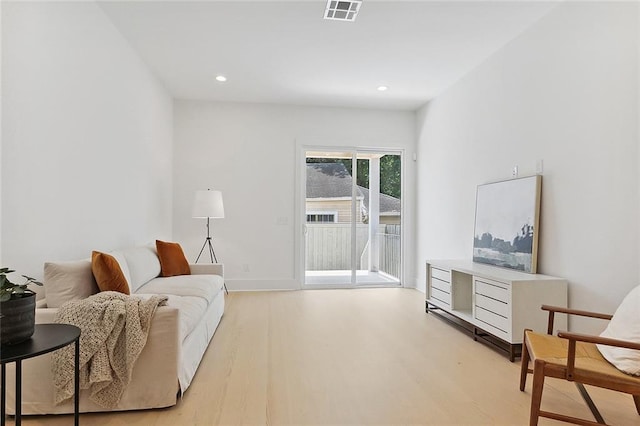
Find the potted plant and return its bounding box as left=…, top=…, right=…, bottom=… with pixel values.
left=0, top=267, right=43, bottom=345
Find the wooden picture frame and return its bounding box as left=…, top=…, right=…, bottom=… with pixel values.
left=473, top=175, right=542, bottom=273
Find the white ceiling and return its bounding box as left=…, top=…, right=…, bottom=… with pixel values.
left=98, top=1, right=559, bottom=111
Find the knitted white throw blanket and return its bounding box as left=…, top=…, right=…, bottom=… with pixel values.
left=52, top=291, right=168, bottom=408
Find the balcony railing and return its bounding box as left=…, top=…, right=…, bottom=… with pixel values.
left=379, top=225, right=400, bottom=279
left=305, top=223, right=400, bottom=279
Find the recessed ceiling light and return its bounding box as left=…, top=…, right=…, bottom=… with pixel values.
left=377, top=85, right=388, bottom=92
left=215, top=75, right=227, bottom=82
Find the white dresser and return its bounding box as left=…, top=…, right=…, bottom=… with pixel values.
left=426, top=259, right=568, bottom=361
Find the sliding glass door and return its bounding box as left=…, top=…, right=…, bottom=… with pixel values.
left=304, top=151, right=355, bottom=285
left=303, top=149, right=402, bottom=288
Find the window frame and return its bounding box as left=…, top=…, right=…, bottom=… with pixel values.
left=306, top=210, right=339, bottom=223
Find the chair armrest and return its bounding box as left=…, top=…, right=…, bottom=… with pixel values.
left=542, top=305, right=613, bottom=320
left=558, top=331, right=640, bottom=351
left=542, top=305, right=613, bottom=335
left=189, top=263, right=224, bottom=277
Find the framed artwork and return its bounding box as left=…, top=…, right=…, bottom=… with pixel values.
left=473, top=175, right=542, bottom=273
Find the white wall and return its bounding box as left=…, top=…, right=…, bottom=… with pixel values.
left=1, top=2, right=173, bottom=283
left=416, top=2, right=638, bottom=333
left=173, top=101, right=416, bottom=290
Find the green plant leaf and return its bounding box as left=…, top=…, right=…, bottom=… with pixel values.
left=0, top=268, right=42, bottom=295
left=22, top=275, right=43, bottom=286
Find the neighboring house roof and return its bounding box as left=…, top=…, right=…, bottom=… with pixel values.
left=306, top=163, right=400, bottom=215
left=306, top=163, right=363, bottom=199
left=358, top=186, right=401, bottom=216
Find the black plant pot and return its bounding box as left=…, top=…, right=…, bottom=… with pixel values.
left=0, top=292, right=36, bottom=345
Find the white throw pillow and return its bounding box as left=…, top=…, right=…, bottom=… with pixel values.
left=44, top=259, right=100, bottom=308
left=597, top=285, right=640, bottom=376
left=120, top=245, right=161, bottom=293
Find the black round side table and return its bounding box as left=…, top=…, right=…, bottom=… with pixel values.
left=1, top=324, right=80, bottom=426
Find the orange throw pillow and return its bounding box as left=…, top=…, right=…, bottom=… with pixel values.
left=156, top=240, right=191, bottom=277
left=91, top=251, right=130, bottom=295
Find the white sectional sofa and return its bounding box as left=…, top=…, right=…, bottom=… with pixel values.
left=4, top=245, right=225, bottom=415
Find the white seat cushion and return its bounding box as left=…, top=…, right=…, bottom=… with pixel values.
left=135, top=274, right=223, bottom=304
left=135, top=293, right=207, bottom=341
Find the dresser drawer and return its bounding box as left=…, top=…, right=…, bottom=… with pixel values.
left=430, top=287, right=451, bottom=307
left=431, top=277, right=450, bottom=294
left=475, top=306, right=509, bottom=335
left=475, top=278, right=509, bottom=304
left=476, top=293, right=509, bottom=318
left=430, top=267, right=450, bottom=283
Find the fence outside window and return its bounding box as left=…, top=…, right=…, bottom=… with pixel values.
left=305, top=223, right=400, bottom=279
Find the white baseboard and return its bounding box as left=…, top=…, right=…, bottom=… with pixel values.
left=224, top=279, right=424, bottom=292
left=225, top=279, right=300, bottom=292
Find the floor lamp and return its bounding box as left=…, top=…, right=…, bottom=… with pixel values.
left=192, top=189, right=228, bottom=294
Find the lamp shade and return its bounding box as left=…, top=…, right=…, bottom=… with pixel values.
left=192, top=190, right=225, bottom=218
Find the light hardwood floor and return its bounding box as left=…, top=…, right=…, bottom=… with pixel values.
left=16, top=289, right=640, bottom=425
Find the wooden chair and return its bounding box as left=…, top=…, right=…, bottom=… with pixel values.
left=520, top=305, right=640, bottom=425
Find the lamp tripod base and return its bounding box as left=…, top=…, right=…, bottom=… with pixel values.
left=195, top=237, right=228, bottom=295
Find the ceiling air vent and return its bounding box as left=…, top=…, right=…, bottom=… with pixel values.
left=324, top=1, right=362, bottom=22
